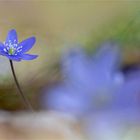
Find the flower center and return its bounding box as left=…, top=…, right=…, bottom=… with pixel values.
left=8, top=47, right=16, bottom=55
left=3, top=40, right=23, bottom=56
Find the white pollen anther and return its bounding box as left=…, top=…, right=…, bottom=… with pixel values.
left=3, top=48, right=7, bottom=52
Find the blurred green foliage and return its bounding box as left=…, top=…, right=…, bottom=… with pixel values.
left=86, top=11, right=140, bottom=49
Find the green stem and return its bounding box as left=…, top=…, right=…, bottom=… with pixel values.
left=9, top=60, right=34, bottom=111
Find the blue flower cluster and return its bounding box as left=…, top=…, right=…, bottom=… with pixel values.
left=0, top=29, right=38, bottom=61
left=42, top=42, right=140, bottom=117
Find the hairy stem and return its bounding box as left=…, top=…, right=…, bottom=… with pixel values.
left=9, top=60, right=34, bottom=111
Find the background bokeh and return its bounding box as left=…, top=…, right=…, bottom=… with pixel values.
left=0, top=0, right=139, bottom=110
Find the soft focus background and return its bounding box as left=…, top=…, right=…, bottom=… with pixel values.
left=0, top=1, right=139, bottom=140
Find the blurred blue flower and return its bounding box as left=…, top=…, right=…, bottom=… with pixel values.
left=42, top=42, right=140, bottom=117
left=0, top=29, right=38, bottom=61
left=43, top=83, right=91, bottom=116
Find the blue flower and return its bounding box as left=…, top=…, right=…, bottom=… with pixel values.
left=42, top=42, right=140, bottom=117
left=42, top=83, right=92, bottom=116
left=0, top=29, right=38, bottom=61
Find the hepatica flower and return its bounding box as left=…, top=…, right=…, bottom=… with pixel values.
left=0, top=29, right=38, bottom=111
left=42, top=42, right=140, bottom=117
left=0, top=29, right=38, bottom=61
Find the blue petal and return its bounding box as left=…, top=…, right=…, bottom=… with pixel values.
left=93, top=42, right=121, bottom=73
left=5, top=54, right=21, bottom=61
left=0, top=51, right=7, bottom=56
left=89, top=42, right=121, bottom=87
left=115, top=72, right=140, bottom=109
left=21, top=54, right=38, bottom=60
left=0, top=42, right=8, bottom=56
left=62, top=47, right=93, bottom=88
left=0, top=42, right=5, bottom=51
left=18, top=37, right=36, bottom=53
left=42, top=84, right=91, bottom=116
left=5, top=29, right=18, bottom=44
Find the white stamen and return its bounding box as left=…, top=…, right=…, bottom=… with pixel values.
left=3, top=48, right=7, bottom=52
left=17, top=49, right=22, bottom=52
left=17, top=46, right=22, bottom=50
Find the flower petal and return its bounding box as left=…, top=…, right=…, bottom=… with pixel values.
left=0, top=42, right=8, bottom=56
left=0, top=42, right=5, bottom=51
left=0, top=51, right=7, bottom=56
left=115, top=72, right=140, bottom=109
left=5, top=29, right=18, bottom=44
left=62, top=47, right=93, bottom=87
left=5, top=54, right=21, bottom=61
left=93, top=42, right=121, bottom=73
left=21, top=54, right=38, bottom=60
left=18, top=37, right=36, bottom=53
left=42, top=83, right=91, bottom=116
left=89, top=42, right=122, bottom=87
